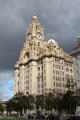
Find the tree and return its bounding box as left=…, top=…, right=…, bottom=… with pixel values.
left=6, top=98, right=15, bottom=115
left=75, top=88, right=80, bottom=107
left=66, top=80, right=75, bottom=91
left=45, top=92, right=55, bottom=112
left=36, top=95, right=44, bottom=110
left=0, top=104, right=4, bottom=113
left=61, top=90, right=77, bottom=114
left=54, top=96, right=63, bottom=114
left=6, top=92, right=27, bottom=115
left=13, top=92, right=28, bottom=115
left=27, top=95, right=34, bottom=111
left=6, top=92, right=35, bottom=116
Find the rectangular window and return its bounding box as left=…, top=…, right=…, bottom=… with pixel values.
left=38, top=42, right=40, bottom=46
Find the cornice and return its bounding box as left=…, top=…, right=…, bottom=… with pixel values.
left=16, top=54, right=73, bottom=68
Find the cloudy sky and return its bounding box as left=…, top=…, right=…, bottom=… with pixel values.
left=0, top=0, right=80, bottom=100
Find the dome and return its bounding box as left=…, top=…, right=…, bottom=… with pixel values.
left=78, top=36, right=80, bottom=38
left=48, top=39, right=57, bottom=44
left=32, top=16, right=38, bottom=19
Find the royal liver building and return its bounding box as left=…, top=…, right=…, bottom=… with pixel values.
left=14, top=16, right=75, bottom=96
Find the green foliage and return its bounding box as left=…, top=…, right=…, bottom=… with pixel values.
left=6, top=99, right=14, bottom=113
left=44, top=90, right=79, bottom=114
left=75, top=88, right=80, bottom=105
left=27, top=95, right=34, bottom=110
left=61, top=90, right=77, bottom=114
left=0, top=118, right=27, bottom=120
left=36, top=95, right=44, bottom=109
left=45, top=92, right=55, bottom=111
left=54, top=96, right=62, bottom=114
left=0, top=104, right=4, bottom=113
left=66, top=80, right=75, bottom=90
left=5, top=88, right=80, bottom=115
left=6, top=92, right=34, bottom=115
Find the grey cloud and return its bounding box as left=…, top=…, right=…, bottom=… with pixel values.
left=0, top=0, right=80, bottom=82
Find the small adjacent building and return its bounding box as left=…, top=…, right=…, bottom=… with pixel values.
left=14, top=16, right=75, bottom=96
left=71, top=37, right=80, bottom=88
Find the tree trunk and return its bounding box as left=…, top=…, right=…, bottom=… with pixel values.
left=20, top=109, right=22, bottom=116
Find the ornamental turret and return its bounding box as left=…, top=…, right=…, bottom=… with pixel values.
left=25, top=16, right=44, bottom=41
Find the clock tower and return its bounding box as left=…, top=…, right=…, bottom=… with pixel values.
left=26, top=16, right=44, bottom=41
left=14, top=16, right=75, bottom=96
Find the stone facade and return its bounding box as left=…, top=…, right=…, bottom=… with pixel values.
left=71, top=37, right=80, bottom=88
left=14, top=16, right=75, bottom=96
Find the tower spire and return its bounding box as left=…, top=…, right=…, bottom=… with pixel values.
left=32, top=14, right=38, bottom=23
left=32, top=12, right=38, bottom=20
left=33, top=12, right=37, bottom=17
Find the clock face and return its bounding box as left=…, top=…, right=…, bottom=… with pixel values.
left=28, top=33, right=31, bottom=40
left=37, top=33, right=42, bottom=40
